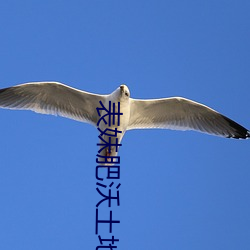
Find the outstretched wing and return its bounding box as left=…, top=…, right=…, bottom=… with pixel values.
left=0, top=82, right=106, bottom=126
left=128, top=97, right=249, bottom=139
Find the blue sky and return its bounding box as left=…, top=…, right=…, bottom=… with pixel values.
left=0, top=1, right=249, bottom=249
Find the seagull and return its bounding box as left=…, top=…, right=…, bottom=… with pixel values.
left=0, top=82, right=249, bottom=162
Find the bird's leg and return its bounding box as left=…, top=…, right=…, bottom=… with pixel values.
left=106, top=148, right=111, bottom=162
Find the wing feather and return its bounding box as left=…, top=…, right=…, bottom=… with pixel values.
left=0, top=82, right=106, bottom=125
left=128, top=97, right=249, bottom=139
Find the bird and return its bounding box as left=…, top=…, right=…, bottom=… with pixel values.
left=0, top=82, right=249, bottom=162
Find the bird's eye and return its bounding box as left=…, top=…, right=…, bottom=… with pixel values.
left=125, top=92, right=129, bottom=97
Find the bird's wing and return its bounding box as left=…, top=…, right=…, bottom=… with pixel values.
left=0, top=82, right=106, bottom=126
left=128, top=97, right=249, bottom=139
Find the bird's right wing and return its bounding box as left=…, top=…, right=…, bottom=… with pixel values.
left=128, top=97, right=249, bottom=139
left=0, top=82, right=106, bottom=126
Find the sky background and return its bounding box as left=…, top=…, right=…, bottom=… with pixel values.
left=0, top=1, right=249, bottom=249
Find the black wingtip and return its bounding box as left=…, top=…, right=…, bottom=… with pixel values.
left=247, top=131, right=250, bottom=138
left=222, top=115, right=250, bottom=139
left=0, top=88, right=8, bottom=94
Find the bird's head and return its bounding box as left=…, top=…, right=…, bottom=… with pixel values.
left=110, top=84, right=130, bottom=102
left=119, top=84, right=130, bottom=99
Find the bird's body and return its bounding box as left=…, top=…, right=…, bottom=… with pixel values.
left=0, top=82, right=249, bottom=162
left=97, top=86, right=130, bottom=160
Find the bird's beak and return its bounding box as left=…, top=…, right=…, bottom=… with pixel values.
left=120, top=85, right=125, bottom=93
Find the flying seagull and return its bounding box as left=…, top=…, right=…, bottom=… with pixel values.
left=0, top=82, right=249, bottom=161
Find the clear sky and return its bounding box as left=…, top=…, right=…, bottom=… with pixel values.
left=0, top=1, right=249, bottom=250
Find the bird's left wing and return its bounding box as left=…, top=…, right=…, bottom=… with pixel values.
left=0, top=82, right=106, bottom=126
left=128, top=97, right=249, bottom=139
